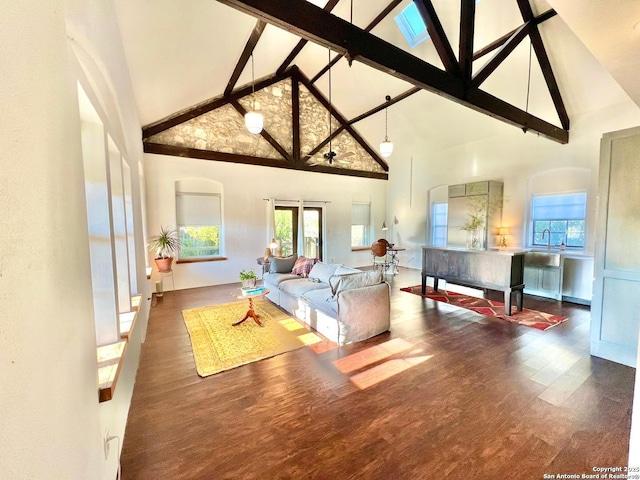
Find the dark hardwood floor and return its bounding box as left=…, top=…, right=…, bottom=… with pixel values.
left=121, top=268, right=635, bottom=479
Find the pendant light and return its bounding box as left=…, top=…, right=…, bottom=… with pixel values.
left=379, top=95, right=393, bottom=158
left=245, top=53, right=263, bottom=134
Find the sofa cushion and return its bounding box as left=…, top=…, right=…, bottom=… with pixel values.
left=291, top=256, right=318, bottom=277
left=302, top=287, right=338, bottom=317
left=263, top=272, right=300, bottom=286
left=333, top=265, right=361, bottom=276
left=280, top=278, right=329, bottom=298
left=308, top=262, right=339, bottom=284
left=269, top=255, right=298, bottom=274
left=329, top=270, right=384, bottom=296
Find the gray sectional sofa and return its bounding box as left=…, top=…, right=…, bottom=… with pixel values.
left=263, top=259, right=391, bottom=345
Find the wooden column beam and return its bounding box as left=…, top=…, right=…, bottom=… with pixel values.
left=459, top=0, right=475, bottom=83
left=310, top=0, right=403, bottom=84
left=472, top=9, right=556, bottom=61
left=216, top=0, right=568, bottom=143
left=471, top=22, right=530, bottom=88
left=224, top=20, right=266, bottom=96
left=414, top=0, right=460, bottom=75
left=276, top=0, right=340, bottom=76
left=516, top=0, right=569, bottom=130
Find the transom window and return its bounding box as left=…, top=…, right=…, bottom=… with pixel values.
left=531, top=193, right=586, bottom=248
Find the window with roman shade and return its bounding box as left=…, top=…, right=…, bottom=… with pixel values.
left=176, top=191, right=223, bottom=259
left=351, top=202, right=371, bottom=248
left=531, top=192, right=587, bottom=248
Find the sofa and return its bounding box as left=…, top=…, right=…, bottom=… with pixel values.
left=263, top=256, right=391, bottom=345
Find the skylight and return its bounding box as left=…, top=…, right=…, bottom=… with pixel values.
left=395, top=2, right=430, bottom=48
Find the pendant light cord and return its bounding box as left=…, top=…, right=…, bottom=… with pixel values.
left=328, top=48, right=332, bottom=153
left=251, top=53, right=256, bottom=110
left=525, top=40, right=532, bottom=114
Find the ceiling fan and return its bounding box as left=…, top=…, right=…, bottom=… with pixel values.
left=309, top=48, right=355, bottom=167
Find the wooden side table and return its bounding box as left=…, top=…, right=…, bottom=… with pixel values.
left=232, top=289, right=270, bottom=327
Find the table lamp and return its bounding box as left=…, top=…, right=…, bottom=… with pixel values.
left=499, top=227, right=509, bottom=247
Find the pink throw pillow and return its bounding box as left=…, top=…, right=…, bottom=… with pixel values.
left=292, top=256, right=318, bottom=277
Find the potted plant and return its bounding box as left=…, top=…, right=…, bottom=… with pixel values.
left=239, top=269, right=257, bottom=288
left=148, top=226, right=180, bottom=272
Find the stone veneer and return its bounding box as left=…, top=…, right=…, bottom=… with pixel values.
left=147, top=76, right=385, bottom=174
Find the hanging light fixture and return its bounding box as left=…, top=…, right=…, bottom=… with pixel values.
left=379, top=95, right=393, bottom=158
left=245, top=53, right=263, bottom=134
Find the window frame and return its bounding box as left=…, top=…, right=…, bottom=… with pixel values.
left=431, top=201, right=448, bottom=247
left=351, top=202, right=371, bottom=249
left=530, top=192, right=587, bottom=249
left=176, top=191, right=224, bottom=260
left=394, top=2, right=430, bottom=48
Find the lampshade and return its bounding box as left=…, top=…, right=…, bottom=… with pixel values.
left=499, top=227, right=509, bottom=236
left=245, top=111, right=263, bottom=134
left=269, top=238, right=278, bottom=249
left=381, top=221, right=388, bottom=230
left=379, top=139, right=393, bottom=158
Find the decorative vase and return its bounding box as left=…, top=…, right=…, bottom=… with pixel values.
left=242, top=278, right=256, bottom=288
left=467, top=229, right=485, bottom=250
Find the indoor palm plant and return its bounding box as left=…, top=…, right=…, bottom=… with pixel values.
left=148, top=226, right=181, bottom=272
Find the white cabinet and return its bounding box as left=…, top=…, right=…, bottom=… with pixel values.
left=524, top=265, right=562, bottom=300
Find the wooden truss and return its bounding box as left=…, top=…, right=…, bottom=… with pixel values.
left=217, top=0, right=569, bottom=143
left=144, top=0, right=569, bottom=180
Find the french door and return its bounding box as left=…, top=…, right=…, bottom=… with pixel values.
left=274, top=206, right=323, bottom=260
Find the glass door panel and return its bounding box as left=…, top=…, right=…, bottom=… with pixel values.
left=303, top=207, right=322, bottom=261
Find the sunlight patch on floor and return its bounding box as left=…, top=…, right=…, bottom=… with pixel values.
left=350, top=354, right=433, bottom=390
left=332, top=338, right=414, bottom=373
left=278, top=318, right=305, bottom=331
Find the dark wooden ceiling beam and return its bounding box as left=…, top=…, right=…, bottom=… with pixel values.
left=143, top=68, right=295, bottom=138
left=414, top=0, right=460, bottom=75
left=472, top=9, right=556, bottom=61
left=230, top=100, right=293, bottom=162
left=216, top=0, right=568, bottom=143
left=516, top=0, right=569, bottom=130
left=302, top=125, right=346, bottom=161
left=459, top=0, right=475, bottom=83
left=348, top=87, right=420, bottom=125
left=144, top=142, right=388, bottom=179
left=471, top=22, right=530, bottom=88
left=297, top=71, right=389, bottom=170
left=276, top=0, right=340, bottom=76
left=310, top=0, right=403, bottom=84
left=224, top=20, right=266, bottom=96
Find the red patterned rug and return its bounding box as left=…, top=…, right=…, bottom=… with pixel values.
left=400, top=285, right=568, bottom=331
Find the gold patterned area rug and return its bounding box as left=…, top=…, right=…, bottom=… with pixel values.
left=182, top=299, right=323, bottom=377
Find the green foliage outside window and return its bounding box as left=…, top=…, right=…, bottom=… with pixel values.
left=179, top=226, right=220, bottom=258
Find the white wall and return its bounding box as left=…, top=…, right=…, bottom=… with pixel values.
left=386, top=98, right=640, bottom=270
left=145, top=154, right=387, bottom=290
left=1, top=2, right=147, bottom=479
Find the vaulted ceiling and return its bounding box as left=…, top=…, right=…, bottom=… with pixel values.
left=114, top=0, right=640, bottom=177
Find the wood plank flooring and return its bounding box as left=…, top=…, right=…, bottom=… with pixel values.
left=121, top=268, right=635, bottom=479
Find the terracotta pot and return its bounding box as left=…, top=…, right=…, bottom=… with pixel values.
left=155, top=257, right=173, bottom=272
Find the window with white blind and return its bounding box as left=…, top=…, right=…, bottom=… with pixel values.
left=531, top=192, right=587, bottom=248
left=176, top=192, right=223, bottom=259
left=351, top=202, right=371, bottom=248
left=431, top=202, right=448, bottom=247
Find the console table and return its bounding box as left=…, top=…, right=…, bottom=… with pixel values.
left=421, top=247, right=525, bottom=316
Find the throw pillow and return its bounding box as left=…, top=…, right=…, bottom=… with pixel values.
left=268, top=255, right=298, bottom=274
left=329, top=270, right=383, bottom=296
left=292, top=256, right=318, bottom=277
left=308, top=262, right=339, bottom=284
